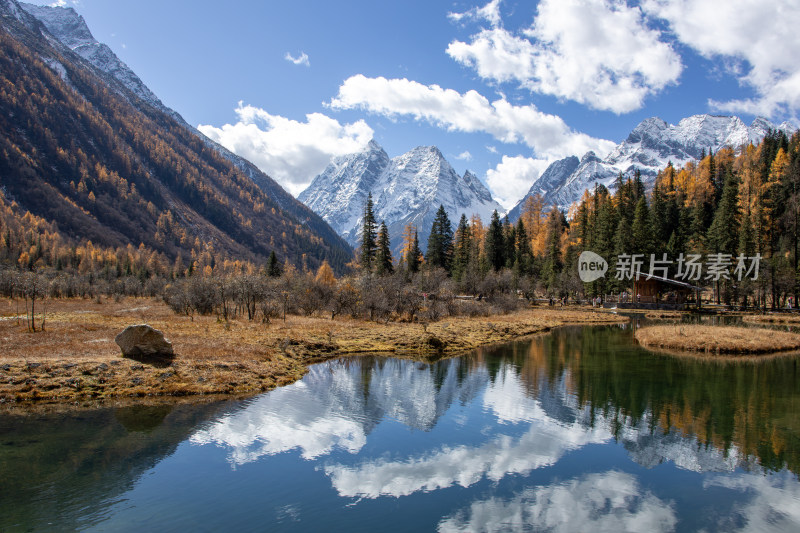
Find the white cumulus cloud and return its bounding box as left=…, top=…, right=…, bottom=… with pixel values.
left=329, top=75, right=614, bottom=160
left=284, top=51, right=310, bottom=67
left=455, top=150, right=473, bottom=161
left=446, top=0, right=683, bottom=114
left=448, top=0, right=503, bottom=27
left=703, top=472, right=800, bottom=532
left=642, top=0, right=800, bottom=119
left=439, top=471, right=677, bottom=533
left=486, top=155, right=552, bottom=210
left=198, top=102, right=373, bottom=196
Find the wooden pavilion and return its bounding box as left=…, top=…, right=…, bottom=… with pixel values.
left=617, top=273, right=705, bottom=310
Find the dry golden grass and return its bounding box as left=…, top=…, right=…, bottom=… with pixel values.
left=644, top=311, right=686, bottom=319
left=635, top=324, right=800, bottom=355
left=742, top=314, right=800, bottom=324
left=0, top=297, right=626, bottom=404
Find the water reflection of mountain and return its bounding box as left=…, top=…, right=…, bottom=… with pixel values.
left=4, top=325, right=799, bottom=531
left=0, top=401, right=228, bottom=531
left=191, top=356, right=490, bottom=464
left=195, top=325, right=799, bottom=499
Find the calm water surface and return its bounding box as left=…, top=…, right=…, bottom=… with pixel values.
left=2, top=324, right=800, bottom=532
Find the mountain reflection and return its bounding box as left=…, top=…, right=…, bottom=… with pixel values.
left=192, top=325, right=800, bottom=494
left=5, top=324, right=799, bottom=531
left=191, top=356, right=489, bottom=463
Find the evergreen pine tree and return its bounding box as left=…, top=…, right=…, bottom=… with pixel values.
left=503, top=217, right=516, bottom=269
left=375, top=221, right=393, bottom=276
left=541, top=207, right=564, bottom=289
left=485, top=210, right=506, bottom=271
left=452, top=214, right=472, bottom=281
left=266, top=251, right=282, bottom=277
left=594, top=191, right=617, bottom=261
left=408, top=230, right=421, bottom=274
left=688, top=199, right=711, bottom=253
left=739, top=209, right=755, bottom=257
left=360, top=193, right=377, bottom=272
left=612, top=216, right=633, bottom=292
left=632, top=170, right=646, bottom=203
left=707, top=171, right=740, bottom=254
left=576, top=197, right=590, bottom=249
left=426, top=205, right=454, bottom=272
left=515, top=217, right=533, bottom=276
left=650, top=182, right=669, bottom=248
left=632, top=196, right=653, bottom=257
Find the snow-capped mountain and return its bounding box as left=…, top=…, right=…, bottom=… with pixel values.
left=506, top=155, right=579, bottom=222
left=299, top=142, right=503, bottom=253
left=509, top=114, right=795, bottom=218
left=20, top=2, right=178, bottom=120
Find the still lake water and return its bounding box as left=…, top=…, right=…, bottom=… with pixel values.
left=2, top=323, right=800, bottom=532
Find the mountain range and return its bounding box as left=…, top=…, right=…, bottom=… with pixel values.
left=299, top=141, right=502, bottom=254
left=0, top=0, right=351, bottom=271
left=508, top=114, right=795, bottom=220
left=5, top=0, right=797, bottom=267
left=303, top=113, right=794, bottom=250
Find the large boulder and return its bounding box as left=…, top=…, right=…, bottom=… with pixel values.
left=115, top=324, right=173, bottom=360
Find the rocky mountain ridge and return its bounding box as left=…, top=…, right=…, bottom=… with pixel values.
left=299, top=141, right=503, bottom=254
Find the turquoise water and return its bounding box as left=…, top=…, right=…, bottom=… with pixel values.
left=2, top=324, right=800, bottom=532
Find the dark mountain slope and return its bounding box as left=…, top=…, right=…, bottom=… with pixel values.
left=0, top=1, right=351, bottom=272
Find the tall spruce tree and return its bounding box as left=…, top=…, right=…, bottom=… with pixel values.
left=408, top=229, right=421, bottom=274
left=541, top=206, right=564, bottom=289
left=266, top=251, right=282, bottom=277
left=503, top=217, right=516, bottom=269
left=631, top=196, right=653, bottom=257
left=426, top=205, right=453, bottom=272
left=360, top=193, right=377, bottom=271
left=632, top=169, right=646, bottom=203
left=485, top=210, right=506, bottom=271
left=515, top=217, right=533, bottom=276
left=375, top=221, right=393, bottom=276
left=650, top=182, right=669, bottom=246
left=707, top=171, right=740, bottom=254
left=452, top=214, right=472, bottom=281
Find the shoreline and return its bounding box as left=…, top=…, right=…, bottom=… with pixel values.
left=0, top=298, right=627, bottom=406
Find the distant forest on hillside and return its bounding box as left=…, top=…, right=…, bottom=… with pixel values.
left=0, top=23, right=350, bottom=276
left=356, top=129, right=800, bottom=309
left=2, top=128, right=798, bottom=329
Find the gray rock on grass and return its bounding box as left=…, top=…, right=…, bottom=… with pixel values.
left=115, top=324, right=173, bottom=359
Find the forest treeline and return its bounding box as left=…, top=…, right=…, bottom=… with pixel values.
left=2, top=123, right=798, bottom=326
left=355, top=128, right=800, bottom=309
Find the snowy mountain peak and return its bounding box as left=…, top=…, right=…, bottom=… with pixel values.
left=19, top=3, right=92, bottom=49
left=20, top=2, right=176, bottom=118
left=364, top=139, right=384, bottom=152
left=580, top=151, right=600, bottom=164
left=509, top=113, right=794, bottom=218
left=0, top=0, right=34, bottom=23
left=300, top=142, right=503, bottom=253
left=627, top=117, right=669, bottom=138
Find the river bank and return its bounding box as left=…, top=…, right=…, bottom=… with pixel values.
left=0, top=297, right=627, bottom=404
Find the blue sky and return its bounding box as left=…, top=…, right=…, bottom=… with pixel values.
left=30, top=0, right=800, bottom=208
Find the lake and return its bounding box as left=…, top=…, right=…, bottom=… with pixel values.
left=2, top=323, right=800, bottom=532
